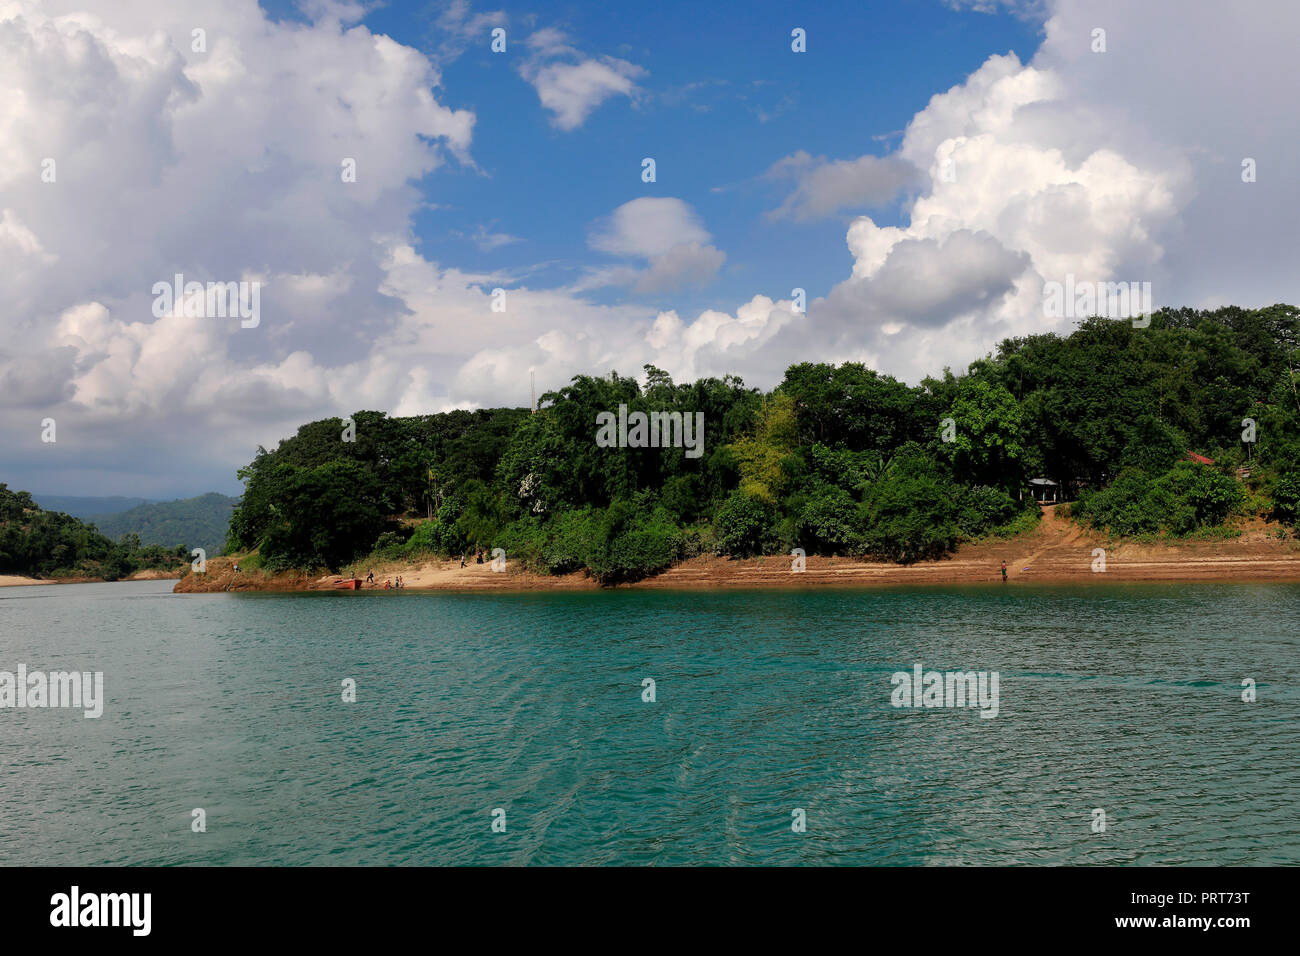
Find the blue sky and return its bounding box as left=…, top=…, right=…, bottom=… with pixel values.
left=2, top=0, right=1295, bottom=498
left=275, top=0, right=1044, bottom=319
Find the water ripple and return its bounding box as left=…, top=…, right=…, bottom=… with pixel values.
left=0, top=580, right=1297, bottom=865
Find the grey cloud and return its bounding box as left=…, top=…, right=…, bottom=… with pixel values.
left=766, top=151, right=923, bottom=221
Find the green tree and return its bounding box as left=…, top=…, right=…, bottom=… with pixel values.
left=259, top=461, right=388, bottom=570
left=714, top=492, right=777, bottom=557
left=943, top=379, right=1025, bottom=488
left=728, top=392, right=799, bottom=503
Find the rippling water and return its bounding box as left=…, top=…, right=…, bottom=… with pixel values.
left=1, top=579, right=1296, bottom=865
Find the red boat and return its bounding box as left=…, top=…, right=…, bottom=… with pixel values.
left=332, top=578, right=362, bottom=590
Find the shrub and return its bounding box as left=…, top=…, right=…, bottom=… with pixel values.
left=986, top=506, right=1041, bottom=538
left=1153, top=461, right=1243, bottom=527
left=1072, top=462, right=1243, bottom=536
left=403, top=520, right=443, bottom=555
left=404, top=499, right=467, bottom=557
left=1271, top=471, right=1300, bottom=526
left=714, top=491, right=778, bottom=557
left=955, top=485, right=1020, bottom=537
left=796, top=487, right=865, bottom=554
left=493, top=516, right=545, bottom=570
left=542, top=508, right=602, bottom=574
left=862, top=472, right=960, bottom=563
left=586, top=501, right=685, bottom=583
left=1071, top=471, right=1158, bottom=535
left=371, top=528, right=411, bottom=559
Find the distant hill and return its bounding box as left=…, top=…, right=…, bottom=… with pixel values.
left=87, top=493, right=239, bottom=556
left=33, top=495, right=154, bottom=519
left=0, top=485, right=186, bottom=580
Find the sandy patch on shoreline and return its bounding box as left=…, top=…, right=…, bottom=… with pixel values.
left=0, top=575, right=53, bottom=587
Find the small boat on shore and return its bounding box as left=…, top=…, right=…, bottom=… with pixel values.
left=332, top=578, right=362, bottom=590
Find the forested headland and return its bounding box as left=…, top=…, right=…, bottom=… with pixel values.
left=0, top=486, right=190, bottom=580
left=219, top=306, right=1300, bottom=584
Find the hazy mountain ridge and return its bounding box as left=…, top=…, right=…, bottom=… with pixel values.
left=32, top=495, right=155, bottom=519
left=87, top=493, right=239, bottom=556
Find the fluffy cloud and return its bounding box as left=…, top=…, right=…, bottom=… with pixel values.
left=518, top=28, right=644, bottom=131
left=802, top=45, right=1182, bottom=380
left=0, top=0, right=474, bottom=491
left=765, top=150, right=922, bottom=221
left=3, top=0, right=1297, bottom=497
left=588, top=197, right=711, bottom=257
left=639, top=1, right=1226, bottom=386
left=564, top=0, right=1288, bottom=390
left=585, top=198, right=725, bottom=292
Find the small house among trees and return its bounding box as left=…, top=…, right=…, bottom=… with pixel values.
left=1026, top=478, right=1060, bottom=504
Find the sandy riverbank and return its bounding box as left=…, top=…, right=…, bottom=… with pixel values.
left=173, top=507, right=1300, bottom=593
left=0, top=570, right=181, bottom=587
left=0, top=575, right=54, bottom=587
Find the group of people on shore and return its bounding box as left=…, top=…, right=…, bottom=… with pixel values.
left=458, top=549, right=487, bottom=568
left=355, top=546, right=488, bottom=590
left=349, top=541, right=499, bottom=591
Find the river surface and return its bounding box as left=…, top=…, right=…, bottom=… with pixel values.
left=1, top=579, right=1296, bottom=865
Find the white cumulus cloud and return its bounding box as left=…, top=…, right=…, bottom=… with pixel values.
left=517, top=28, right=644, bottom=131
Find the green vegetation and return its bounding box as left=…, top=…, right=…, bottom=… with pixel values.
left=86, top=493, right=238, bottom=556
left=1070, top=462, right=1245, bottom=537
left=225, top=305, right=1300, bottom=581
left=0, top=485, right=189, bottom=580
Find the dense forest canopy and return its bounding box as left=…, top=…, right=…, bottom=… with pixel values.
left=0, top=486, right=190, bottom=579
left=224, top=306, right=1300, bottom=581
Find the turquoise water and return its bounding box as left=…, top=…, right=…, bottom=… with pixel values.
left=1, top=579, right=1297, bottom=865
